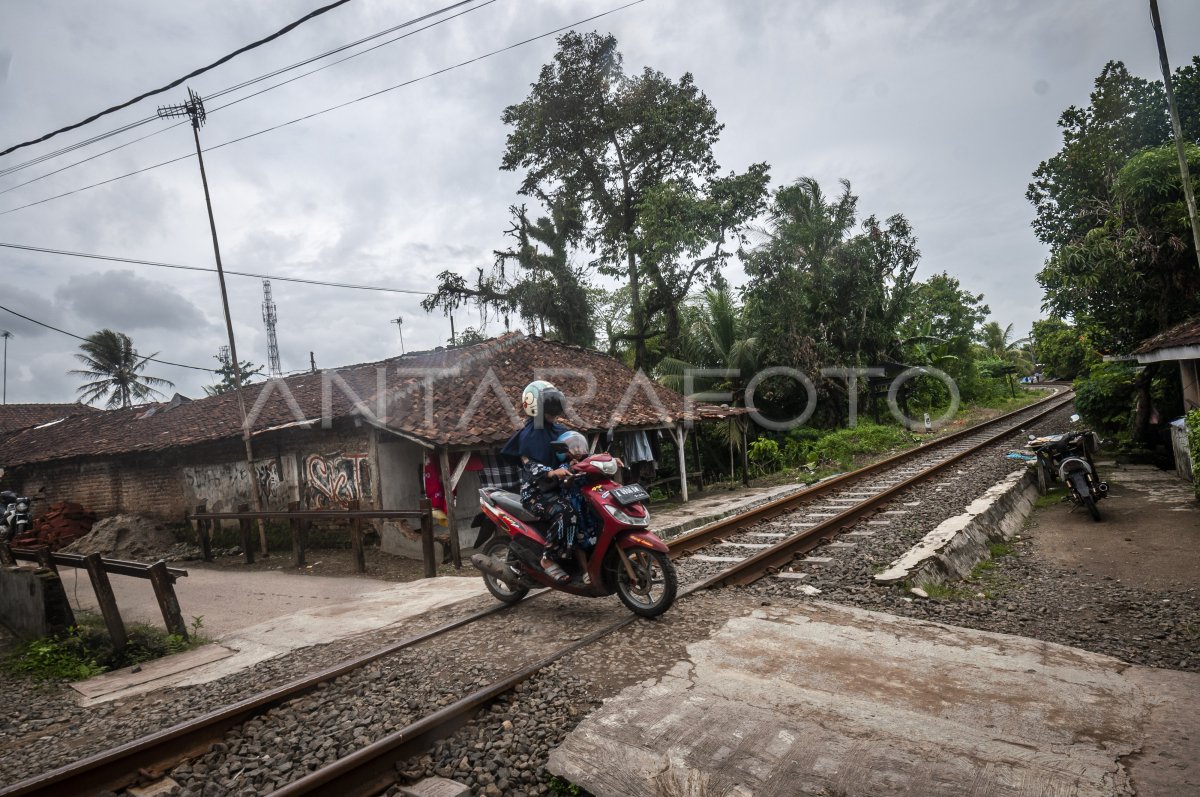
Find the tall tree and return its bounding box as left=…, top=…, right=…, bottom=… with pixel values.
left=70, top=329, right=174, bottom=409
left=501, top=31, right=768, bottom=367
left=742, top=177, right=920, bottom=419
left=422, top=199, right=596, bottom=346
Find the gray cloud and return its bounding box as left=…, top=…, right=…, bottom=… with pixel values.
left=0, top=0, right=1196, bottom=403
left=55, top=269, right=211, bottom=332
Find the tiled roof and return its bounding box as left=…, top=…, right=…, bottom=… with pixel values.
left=1133, top=317, right=1200, bottom=356
left=0, top=333, right=735, bottom=467
left=0, top=403, right=99, bottom=434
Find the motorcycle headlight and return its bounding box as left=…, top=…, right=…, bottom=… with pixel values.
left=595, top=458, right=618, bottom=475
left=604, top=503, right=648, bottom=526
left=16, top=502, right=27, bottom=511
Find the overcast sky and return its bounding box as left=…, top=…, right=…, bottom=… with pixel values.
left=0, top=0, right=1196, bottom=404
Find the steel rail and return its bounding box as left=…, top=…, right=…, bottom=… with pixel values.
left=690, top=392, right=1075, bottom=590
left=0, top=602, right=521, bottom=797
left=268, top=615, right=638, bottom=797
left=669, top=387, right=1070, bottom=555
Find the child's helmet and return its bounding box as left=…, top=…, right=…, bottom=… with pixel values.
left=521, top=380, right=564, bottom=418
left=552, top=430, right=589, bottom=462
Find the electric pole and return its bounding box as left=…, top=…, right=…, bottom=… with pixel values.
left=158, top=88, right=268, bottom=554
left=391, top=316, right=405, bottom=354
left=1149, top=0, right=1200, bottom=270
left=1, top=330, right=10, bottom=404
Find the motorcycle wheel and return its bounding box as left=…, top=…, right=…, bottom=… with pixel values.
left=615, top=549, right=677, bottom=618
left=481, top=538, right=529, bottom=604
left=1083, top=495, right=1102, bottom=522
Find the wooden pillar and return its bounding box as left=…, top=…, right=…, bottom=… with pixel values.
left=741, top=419, right=749, bottom=487
left=347, top=499, right=366, bottom=574
left=84, top=553, right=126, bottom=652
left=674, top=425, right=689, bottom=503
left=148, top=561, right=187, bottom=639
left=288, top=501, right=306, bottom=568
left=691, top=425, right=704, bottom=492
left=419, top=497, right=436, bottom=579
left=237, top=503, right=255, bottom=564
left=438, top=447, right=462, bottom=569
left=193, top=503, right=212, bottom=562
left=33, top=546, right=57, bottom=574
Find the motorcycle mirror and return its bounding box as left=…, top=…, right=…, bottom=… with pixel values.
left=605, top=427, right=615, bottom=452
left=1070, top=413, right=1081, bottom=423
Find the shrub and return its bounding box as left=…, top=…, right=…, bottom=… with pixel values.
left=807, top=424, right=918, bottom=469
left=1074, top=362, right=1137, bottom=435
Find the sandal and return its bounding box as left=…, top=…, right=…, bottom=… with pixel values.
left=541, top=559, right=570, bottom=583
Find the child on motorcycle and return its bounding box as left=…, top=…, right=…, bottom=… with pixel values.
left=500, top=381, right=582, bottom=583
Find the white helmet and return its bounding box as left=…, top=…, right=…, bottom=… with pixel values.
left=521, top=380, right=564, bottom=418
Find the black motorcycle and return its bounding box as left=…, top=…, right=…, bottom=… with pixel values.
left=1029, top=428, right=1107, bottom=521
left=0, top=490, right=32, bottom=543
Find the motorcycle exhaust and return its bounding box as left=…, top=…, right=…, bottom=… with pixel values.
left=1097, top=482, right=1109, bottom=496
left=470, top=553, right=523, bottom=587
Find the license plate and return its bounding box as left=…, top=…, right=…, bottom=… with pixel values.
left=611, top=484, right=650, bottom=506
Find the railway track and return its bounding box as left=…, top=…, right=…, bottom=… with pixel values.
left=3, top=388, right=1073, bottom=797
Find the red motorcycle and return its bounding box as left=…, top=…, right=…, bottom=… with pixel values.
left=469, top=453, right=677, bottom=617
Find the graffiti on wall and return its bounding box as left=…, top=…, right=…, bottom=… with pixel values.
left=182, top=457, right=297, bottom=512
left=304, top=452, right=371, bottom=509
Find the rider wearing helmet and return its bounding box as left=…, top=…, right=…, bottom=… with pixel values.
left=500, top=381, right=581, bottom=583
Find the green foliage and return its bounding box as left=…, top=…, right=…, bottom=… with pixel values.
left=1073, top=362, right=1137, bottom=434
left=422, top=200, right=596, bottom=346
left=785, top=424, right=917, bottom=470
left=501, top=31, right=768, bottom=367
left=1031, top=318, right=1096, bottom=380
left=204, top=349, right=265, bottom=396
left=547, top=775, right=592, bottom=796
left=747, top=438, right=782, bottom=473
left=1031, top=56, right=1200, bottom=354
left=6, top=613, right=208, bottom=682
left=70, top=329, right=175, bottom=408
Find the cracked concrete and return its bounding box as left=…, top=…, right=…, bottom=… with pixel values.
left=550, top=601, right=1200, bottom=796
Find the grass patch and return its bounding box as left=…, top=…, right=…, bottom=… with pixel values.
left=547, top=775, right=593, bottom=796
left=988, top=541, right=1015, bottom=558
left=1034, top=488, right=1065, bottom=510
left=6, top=612, right=209, bottom=682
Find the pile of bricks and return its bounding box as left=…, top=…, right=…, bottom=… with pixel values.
left=14, top=502, right=97, bottom=550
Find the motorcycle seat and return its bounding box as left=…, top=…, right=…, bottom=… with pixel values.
left=488, top=490, right=539, bottom=523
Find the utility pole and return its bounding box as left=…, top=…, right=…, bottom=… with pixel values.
left=1, top=330, right=10, bottom=404
left=158, top=88, right=268, bottom=554
left=1149, top=0, right=1200, bottom=270
left=394, top=316, right=406, bottom=354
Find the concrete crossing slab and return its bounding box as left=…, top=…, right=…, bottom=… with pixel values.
left=550, top=602, right=1200, bottom=796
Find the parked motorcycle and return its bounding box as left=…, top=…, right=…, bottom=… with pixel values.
left=469, top=452, right=678, bottom=617
left=0, top=490, right=33, bottom=543
left=1029, top=424, right=1107, bottom=521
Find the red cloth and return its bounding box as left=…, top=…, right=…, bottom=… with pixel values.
left=424, top=456, right=446, bottom=513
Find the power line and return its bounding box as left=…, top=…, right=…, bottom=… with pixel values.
left=0, top=0, right=494, bottom=190
left=0, top=0, right=647, bottom=217
left=0, top=242, right=438, bottom=295
left=0, top=303, right=215, bottom=372
left=0, top=0, right=356, bottom=158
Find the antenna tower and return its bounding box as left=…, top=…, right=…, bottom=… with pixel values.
left=262, top=279, right=281, bottom=377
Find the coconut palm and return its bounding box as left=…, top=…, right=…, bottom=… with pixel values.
left=71, top=329, right=174, bottom=408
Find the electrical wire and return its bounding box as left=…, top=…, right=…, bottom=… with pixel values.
left=0, top=303, right=216, bottom=372
left=0, top=0, right=646, bottom=217
left=0, top=242, right=438, bottom=295
left=0, top=0, right=355, bottom=158
left=0, top=0, right=493, bottom=188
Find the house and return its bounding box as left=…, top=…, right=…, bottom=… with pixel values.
left=0, top=333, right=734, bottom=558
left=1133, top=317, right=1200, bottom=479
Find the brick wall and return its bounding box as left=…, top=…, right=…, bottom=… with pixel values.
left=8, top=420, right=379, bottom=522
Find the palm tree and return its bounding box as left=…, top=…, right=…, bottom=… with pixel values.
left=70, top=329, right=174, bottom=408
left=979, top=321, right=1034, bottom=396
